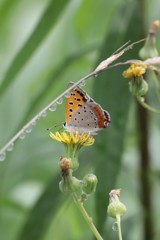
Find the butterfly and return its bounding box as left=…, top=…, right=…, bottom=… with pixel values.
left=63, top=82, right=111, bottom=134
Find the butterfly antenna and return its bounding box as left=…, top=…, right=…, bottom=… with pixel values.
left=46, top=122, right=64, bottom=131
left=58, top=125, right=64, bottom=132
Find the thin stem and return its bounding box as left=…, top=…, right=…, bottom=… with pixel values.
left=116, top=215, right=122, bottom=240
left=137, top=101, right=153, bottom=240
left=72, top=193, right=104, bottom=240
left=137, top=96, right=160, bottom=114
left=152, top=71, right=160, bottom=101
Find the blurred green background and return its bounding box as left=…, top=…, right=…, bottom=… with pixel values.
left=0, top=0, right=160, bottom=239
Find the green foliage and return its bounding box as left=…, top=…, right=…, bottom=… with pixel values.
left=93, top=1, right=142, bottom=235
left=0, top=0, right=160, bottom=240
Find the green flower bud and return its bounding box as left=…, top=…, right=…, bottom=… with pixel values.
left=69, top=157, right=79, bottom=172
left=129, top=77, right=148, bottom=97
left=59, top=179, right=70, bottom=193
left=59, top=176, right=82, bottom=194
left=139, top=34, right=159, bottom=60
left=107, top=189, right=126, bottom=219
left=82, top=174, right=98, bottom=195
left=71, top=177, right=82, bottom=195
left=107, top=201, right=126, bottom=219
left=138, top=79, right=148, bottom=96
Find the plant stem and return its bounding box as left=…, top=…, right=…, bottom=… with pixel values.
left=137, top=103, right=153, bottom=240
left=72, top=193, right=104, bottom=240
left=116, top=214, right=122, bottom=240
left=137, top=96, right=160, bottom=114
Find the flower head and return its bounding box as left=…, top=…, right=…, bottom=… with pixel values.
left=122, top=61, right=148, bottom=97
left=50, top=131, right=94, bottom=171
left=122, top=61, right=147, bottom=78
left=50, top=131, right=94, bottom=147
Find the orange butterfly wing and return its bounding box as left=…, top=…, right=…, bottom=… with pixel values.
left=65, top=89, right=86, bottom=124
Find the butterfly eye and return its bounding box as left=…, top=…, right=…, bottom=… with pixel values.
left=104, top=121, right=109, bottom=127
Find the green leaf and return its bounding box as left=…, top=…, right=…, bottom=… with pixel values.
left=93, top=1, right=143, bottom=235
left=17, top=175, right=64, bottom=240
left=0, top=0, right=19, bottom=23
left=0, top=0, right=69, bottom=96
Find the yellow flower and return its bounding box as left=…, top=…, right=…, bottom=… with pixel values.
left=50, top=131, right=94, bottom=171
left=50, top=131, right=94, bottom=147
left=122, top=61, right=147, bottom=78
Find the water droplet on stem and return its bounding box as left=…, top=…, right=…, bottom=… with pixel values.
left=56, top=98, right=63, bottom=105
left=31, top=120, right=37, bottom=126
left=25, top=126, right=32, bottom=133
left=7, top=143, right=14, bottom=152
left=49, top=104, right=57, bottom=112
left=112, top=222, right=118, bottom=232
left=65, top=92, right=71, bottom=98
left=0, top=152, right=6, bottom=161
left=19, top=132, right=26, bottom=139
left=41, top=111, right=47, bottom=117
left=80, top=80, right=86, bottom=87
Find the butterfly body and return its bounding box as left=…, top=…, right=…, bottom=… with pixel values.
left=64, top=82, right=111, bottom=134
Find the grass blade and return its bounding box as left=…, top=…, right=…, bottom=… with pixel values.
left=0, top=0, right=69, bottom=96
left=17, top=175, right=64, bottom=240
left=93, top=1, right=142, bottom=235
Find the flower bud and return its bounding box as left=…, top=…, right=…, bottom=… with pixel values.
left=129, top=77, right=148, bottom=97
left=59, top=179, right=70, bottom=193
left=137, top=79, right=148, bottom=96
left=71, top=177, right=83, bottom=195
left=69, top=157, right=79, bottom=172
left=59, top=157, right=71, bottom=176
left=107, top=189, right=126, bottom=219
left=139, top=33, right=159, bottom=60
left=59, top=176, right=82, bottom=195
left=107, top=201, right=126, bottom=219
left=82, top=174, right=98, bottom=195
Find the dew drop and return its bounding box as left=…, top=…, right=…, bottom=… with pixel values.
left=41, top=111, right=47, bottom=117
left=95, top=74, right=98, bottom=77
left=112, top=222, right=118, bottom=232
left=0, top=152, right=6, bottom=161
left=31, top=120, right=37, bottom=126
left=49, top=104, right=57, bottom=112
left=19, top=132, right=26, bottom=139
left=65, top=92, right=71, bottom=98
left=80, top=80, right=86, bottom=87
left=56, top=98, right=63, bottom=105
left=7, top=143, right=14, bottom=152
left=25, top=126, right=32, bottom=133
left=37, top=113, right=42, bottom=120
